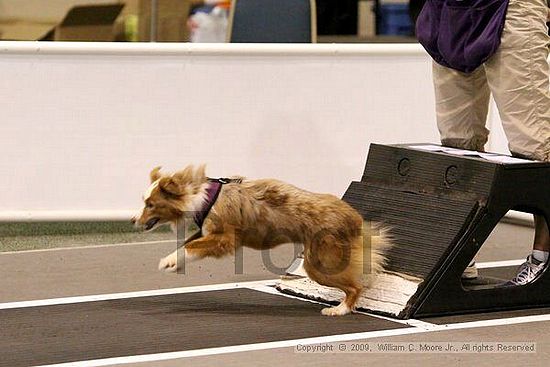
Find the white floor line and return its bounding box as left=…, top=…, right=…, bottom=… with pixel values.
left=0, top=280, right=277, bottom=310
left=1, top=244, right=528, bottom=267
left=34, top=313, right=550, bottom=367
left=0, top=258, right=523, bottom=311
left=476, top=259, right=524, bottom=269
left=0, top=239, right=175, bottom=255
left=438, top=313, right=550, bottom=330
left=399, top=318, right=441, bottom=330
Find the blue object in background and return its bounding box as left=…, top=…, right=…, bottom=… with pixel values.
left=378, top=3, right=413, bottom=36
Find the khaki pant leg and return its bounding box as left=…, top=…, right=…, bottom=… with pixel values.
left=432, top=61, right=491, bottom=151
left=485, top=0, right=550, bottom=162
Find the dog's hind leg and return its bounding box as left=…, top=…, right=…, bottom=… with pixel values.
left=305, top=264, right=364, bottom=316
left=303, top=237, right=365, bottom=316
left=158, top=233, right=235, bottom=272
left=321, top=282, right=363, bottom=316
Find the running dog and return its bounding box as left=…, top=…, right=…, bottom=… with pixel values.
left=132, top=165, right=390, bottom=316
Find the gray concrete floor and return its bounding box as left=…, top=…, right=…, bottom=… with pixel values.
left=0, top=234, right=297, bottom=302
left=476, top=220, right=534, bottom=262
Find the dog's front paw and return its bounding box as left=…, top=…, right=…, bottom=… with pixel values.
left=158, top=252, right=178, bottom=273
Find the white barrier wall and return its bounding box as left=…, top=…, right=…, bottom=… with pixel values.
left=0, top=42, right=506, bottom=221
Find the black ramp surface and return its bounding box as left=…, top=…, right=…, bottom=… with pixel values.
left=344, top=181, right=480, bottom=277
left=0, top=288, right=408, bottom=367
left=344, top=143, right=496, bottom=279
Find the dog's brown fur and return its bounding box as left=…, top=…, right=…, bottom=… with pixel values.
left=133, top=165, right=390, bottom=316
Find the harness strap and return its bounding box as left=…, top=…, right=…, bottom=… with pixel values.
left=193, top=177, right=242, bottom=229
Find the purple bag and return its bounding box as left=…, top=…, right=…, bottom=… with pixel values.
left=416, top=0, right=509, bottom=73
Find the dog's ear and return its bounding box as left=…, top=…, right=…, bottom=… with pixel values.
left=150, top=166, right=162, bottom=183
left=172, top=165, right=195, bottom=184
left=170, top=164, right=206, bottom=187
left=194, top=164, right=206, bottom=183
left=158, top=176, right=182, bottom=197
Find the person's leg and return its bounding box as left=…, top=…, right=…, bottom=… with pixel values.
left=485, top=0, right=550, bottom=284
left=432, top=61, right=491, bottom=151
left=433, top=62, right=491, bottom=279
left=508, top=214, right=548, bottom=285
left=534, top=215, right=550, bottom=253
left=526, top=214, right=550, bottom=285
left=484, top=0, right=550, bottom=162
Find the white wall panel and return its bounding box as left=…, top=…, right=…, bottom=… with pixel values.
left=0, top=42, right=505, bottom=220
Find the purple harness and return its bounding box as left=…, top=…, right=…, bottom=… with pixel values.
left=416, top=0, right=509, bottom=73
left=193, top=178, right=242, bottom=230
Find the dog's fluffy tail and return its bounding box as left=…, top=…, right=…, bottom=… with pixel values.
left=353, top=221, right=392, bottom=285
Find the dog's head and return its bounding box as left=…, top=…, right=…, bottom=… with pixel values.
left=132, top=165, right=207, bottom=231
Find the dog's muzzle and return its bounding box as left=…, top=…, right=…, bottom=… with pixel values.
left=144, top=218, right=160, bottom=231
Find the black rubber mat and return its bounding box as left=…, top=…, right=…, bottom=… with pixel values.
left=0, top=288, right=408, bottom=367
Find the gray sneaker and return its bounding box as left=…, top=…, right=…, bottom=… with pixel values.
left=509, top=255, right=546, bottom=286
